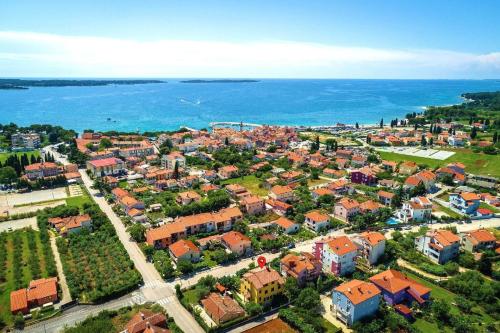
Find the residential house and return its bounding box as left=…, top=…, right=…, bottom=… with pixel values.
left=221, top=231, right=252, bottom=256
left=48, top=214, right=92, bottom=236
left=397, top=196, right=432, bottom=223
left=304, top=211, right=330, bottom=232
left=201, top=293, right=245, bottom=325
left=269, top=185, right=294, bottom=202
left=218, top=165, right=239, bottom=179
left=265, top=199, right=292, bottom=216
left=381, top=160, right=397, bottom=172
left=239, top=267, right=285, bottom=304
left=377, top=190, right=395, bottom=206
left=240, top=195, right=265, bottom=215
left=11, top=132, right=41, bottom=150
left=313, top=236, right=357, bottom=276
left=272, top=216, right=299, bottom=234
left=353, top=232, right=386, bottom=265
left=177, top=191, right=202, bottom=206
left=280, top=252, right=322, bottom=286
left=312, top=187, right=335, bottom=201
left=449, top=192, right=480, bottom=215
left=86, top=157, right=126, bottom=177
left=350, top=167, right=377, bottom=186
left=334, top=198, right=360, bottom=222
left=415, top=229, right=460, bottom=264
left=169, top=239, right=201, bottom=263
left=280, top=170, right=303, bottom=184
left=359, top=200, right=383, bottom=214
left=460, top=229, right=497, bottom=253
left=225, top=184, right=249, bottom=198
left=399, top=161, right=418, bottom=175
left=332, top=280, right=381, bottom=326
left=124, top=310, right=168, bottom=333
left=327, top=179, right=350, bottom=196
left=10, top=277, right=58, bottom=314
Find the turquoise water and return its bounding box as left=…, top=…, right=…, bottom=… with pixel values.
left=0, top=79, right=499, bottom=132
left=386, top=217, right=400, bottom=225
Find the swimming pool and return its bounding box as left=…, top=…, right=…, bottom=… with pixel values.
left=386, top=217, right=400, bottom=225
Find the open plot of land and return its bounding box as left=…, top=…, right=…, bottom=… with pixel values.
left=0, top=227, right=57, bottom=326
left=378, top=149, right=500, bottom=177
left=376, top=146, right=455, bottom=160
left=221, top=175, right=268, bottom=196
left=301, top=131, right=359, bottom=146
left=0, top=217, right=37, bottom=232
left=0, top=187, right=67, bottom=207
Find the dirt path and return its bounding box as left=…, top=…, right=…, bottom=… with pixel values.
left=396, top=258, right=449, bottom=281
left=50, top=235, right=72, bottom=305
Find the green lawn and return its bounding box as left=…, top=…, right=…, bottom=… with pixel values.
left=479, top=202, right=499, bottom=213
left=66, top=190, right=93, bottom=210
left=378, top=149, right=500, bottom=177
left=321, top=318, right=342, bottom=333
left=221, top=175, right=268, bottom=197
left=433, top=202, right=463, bottom=219
left=307, top=178, right=331, bottom=187
left=0, top=151, right=40, bottom=164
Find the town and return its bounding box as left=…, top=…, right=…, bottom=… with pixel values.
left=0, top=105, right=498, bottom=333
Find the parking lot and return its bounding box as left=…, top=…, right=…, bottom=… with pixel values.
left=0, top=187, right=68, bottom=216
left=376, top=146, right=455, bottom=160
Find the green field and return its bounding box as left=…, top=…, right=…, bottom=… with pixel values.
left=0, top=151, right=40, bottom=164
left=221, top=174, right=268, bottom=196
left=0, top=228, right=57, bottom=326
left=378, top=150, right=500, bottom=177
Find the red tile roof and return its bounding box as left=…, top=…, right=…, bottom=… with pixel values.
left=335, top=280, right=381, bottom=305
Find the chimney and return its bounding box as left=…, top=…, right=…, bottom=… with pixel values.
left=140, top=313, right=145, bottom=320
left=146, top=322, right=151, bottom=329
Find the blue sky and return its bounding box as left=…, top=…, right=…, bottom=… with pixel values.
left=1, top=0, right=499, bottom=78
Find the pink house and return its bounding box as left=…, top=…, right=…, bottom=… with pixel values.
left=334, top=198, right=360, bottom=222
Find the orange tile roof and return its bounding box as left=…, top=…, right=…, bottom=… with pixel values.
left=27, top=277, right=58, bottom=304
left=305, top=211, right=329, bottom=222
left=273, top=217, right=296, bottom=229
left=201, top=293, right=245, bottom=323
left=369, top=269, right=431, bottom=295
left=313, top=188, right=334, bottom=197
left=10, top=289, right=28, bottom=313
left=405, top=175, right=422, bottom=186
left=326, top=236, right=357, bottom=256
left=169, top=239, right=200, bottom=258
left=125, top=310, right=167, bottom=333
left=359, top=200, right=382, bottom=212
left=337, top=197, right=360, bottom=210
left=466, top=229, right=496, bottom=245
left=241, top=195, right=264, bottom=205
left=335, top=280, right=381, bottom=305
left=271, top=185, right=293, bottom=195
left=360, top=232, right=385, bottom=246
left=222, top=231, right=251, bottom=248
left=242, top=267, right=284, bottom=290
left=432, top=230, right=460, bottom=246
left=377, top=190, right=395, bottom=199
left=460, top=192, right=480, bottom=201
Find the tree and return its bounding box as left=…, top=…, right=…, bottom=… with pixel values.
left=127, top=223, right=146, bottom=242
left=14, top=313, right=24, bottom=329
left=421, top=134, right=426, bottom=146
left=295, top=287, right=321, bottom=310
left=432, top=299, right=451, bottom=323
left=493, top=131, right=498, bottom=144
left=470, top=126, right=477, bottom=139
left=0, top=166, right=17, bottom=184
left=173, top=160, right=179, bottom=179
left=177, top=259, right=193, bottom=274
left=355, top=122, right=359, bottom=129
left=99, top=138, right=113, bottom=149
left=380, top=118, right=384, bottom=128
left=284, top=277, right=299, bottom=301
left=245, top=302, right=263, bottom=316
left=478, top=250, right=494, bottom=276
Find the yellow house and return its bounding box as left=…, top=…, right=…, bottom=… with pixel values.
left=239, top=267, right=285, bottom=304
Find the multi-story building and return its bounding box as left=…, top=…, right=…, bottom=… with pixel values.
left=240, top=195, right=266, bottom=215
left=449, top=192, right=481, bottom=215
left=240, top=267, right=284, bottom=304
left=415, top=229, right=460, bottom=264
left=314, top=236, right=357, bottom=276
left=146, top=207, right=243, bottom=249
left=332, top=280, right=381, bottom=326
left=334, top=198, right=360, bottom=222
left=221, top=231, right=252, bottom=256
left=24, top=162, right=61, bottom=180
left=168, top=239, right=201, bottom=263
left=11, top=132, right=41, bottom=150
left=350, top=167, right=377, bottom=186
left=269, top=185, right=294, bottom=202
left=397, top=196, right=432, bottom=223
left=86, top=157, right=126, bottom=177
left=353, top=232, right=386, bottom=266
left=161, top=152, right=186, bottom=170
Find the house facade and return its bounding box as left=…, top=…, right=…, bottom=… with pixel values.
left=415, top=229, right=460, bottom=264
left=314, top=236, right=357, bottom=276
left=332, top=280, right=381, bottom=326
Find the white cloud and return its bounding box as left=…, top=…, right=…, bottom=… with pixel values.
left=0, top=31, right=498, bottom=78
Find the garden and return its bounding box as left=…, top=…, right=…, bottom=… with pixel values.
left=0, top=226, right=57, bottom=328
left=39, top=204, right=143, bottom=303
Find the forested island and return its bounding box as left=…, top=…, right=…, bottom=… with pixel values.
left=180, top=79, right=259, bottom=83
left=0, top=79, right=165, bottom=90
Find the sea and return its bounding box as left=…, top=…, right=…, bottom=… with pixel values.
left=1, top=79, right=499, bottom=133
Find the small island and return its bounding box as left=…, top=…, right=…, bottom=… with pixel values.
left=180, top=79, right=259, bottom=83
left=0, top=79, right=165, bottom=90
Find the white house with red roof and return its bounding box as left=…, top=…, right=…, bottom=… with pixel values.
left=353, top=232, right=386, bottom=265
left=86, top=157, right=126, bottom=177
left=313, top=236, right=357, bottom=276
left=415, top=229, right=460, bottom=264
left=304, top=211, right=330, bottom=232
